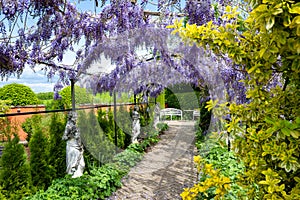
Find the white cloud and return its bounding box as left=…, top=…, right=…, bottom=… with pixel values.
left=0, top=66, right=58, bottom=93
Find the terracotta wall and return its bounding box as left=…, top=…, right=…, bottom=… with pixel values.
left=7, top=105, right=45, bottom=141
left=6, top=104, right=143, bottom=142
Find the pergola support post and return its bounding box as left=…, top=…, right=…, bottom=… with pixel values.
left=70, top=79, right=75, bottom=112
left=113, top=91, right=117, bottom=149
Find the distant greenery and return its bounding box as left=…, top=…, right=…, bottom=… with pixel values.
left=155, top=91, right=165, bottom=109
left=36, top=90, right=138, bottom=110
left=38, top=90, right=135, bottom=110
left=93, top=92, right=134, bottom=104
left=165, top=84, right=200, bottom=110
left=36, top=92, right=53, bottom=101
left=0, top=83, right=38, bottom=106
left=59, top=85, right=92, bottom=108
left=42, top=86, right=92, bottom=110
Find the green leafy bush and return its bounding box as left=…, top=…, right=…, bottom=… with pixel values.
left=0, top=135, right=33, bottom=199
left=203, top=143, right=247, bottom=199
left=26, top=163, right=127, bottom=200
left=182, top=140, right=247, bottom=200
left=126, top=143, right=144, bottom=153
left=156, top=123, right=169, bottom=132
left=0, top=186, right=7, bottom=200
left=0, top=83, right=38, bottom=106
left=112, top=149, right=143, bottom=168
left=127, top=125, right=166, bottom=153
left=139, top=132, right=159, bottom=151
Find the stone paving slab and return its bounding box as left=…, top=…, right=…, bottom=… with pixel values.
left=108, top=121, right=198, bottom=200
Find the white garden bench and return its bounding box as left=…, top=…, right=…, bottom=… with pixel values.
left=160, top=108, right=182, bottom=120
left=193, top=110, right=200, bottom=120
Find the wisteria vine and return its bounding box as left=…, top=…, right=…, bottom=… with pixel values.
left=0, top=0, right=249, bottom=105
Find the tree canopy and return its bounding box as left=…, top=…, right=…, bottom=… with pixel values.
left=59, top=85, right=92, bottom=108
left=0, top=83, right=38, bottom=106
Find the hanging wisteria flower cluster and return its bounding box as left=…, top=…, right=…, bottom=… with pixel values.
left=0, top=0, right=145, bottom=79
left=82, top=26, right=229, bottom=104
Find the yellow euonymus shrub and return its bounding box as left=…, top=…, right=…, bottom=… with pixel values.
left=181, top=155, right=231, bottom=200
left=170, top=0, right=300, bottom=199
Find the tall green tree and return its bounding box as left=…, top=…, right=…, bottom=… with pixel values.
left=21, top=115, right=42, bottom=143
left=29, top=117, right=54, bottom=190
left=0, top=83, right=38, bottom=106
left=48, top=113, right=66, bottom=179
left=78, top=110, right=115, bottom=170
left=0, top=100, right=11, bottom=141
left=0, top=135, right=32, bottom=199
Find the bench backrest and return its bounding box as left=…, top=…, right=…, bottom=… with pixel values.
left=193, top=110, right=200, bottom=116
left=160, top=108, right=182, bottom=115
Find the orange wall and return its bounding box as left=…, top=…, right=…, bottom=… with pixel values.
left=7, top=105, right=45, bottom=141
left=6, top=104, right=142, bottom=142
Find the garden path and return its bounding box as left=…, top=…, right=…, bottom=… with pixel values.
left=108, top=121, right=198, bottom=200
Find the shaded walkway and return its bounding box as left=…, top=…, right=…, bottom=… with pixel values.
left=108, top=121, right=198, bottom=200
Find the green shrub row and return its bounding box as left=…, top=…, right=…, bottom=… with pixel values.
left=183, top=97, right=247, bottom=199
left=201, top=142, right=247, bottom=199
left=183, top=128, right=248, bottom=199
left=0, top=112, right=67, bottom=199
left=25, top=122, right=168, bottom=200
left=25, top=163, right=127, bottom=200
left=0, top=99, right=168, bottom=199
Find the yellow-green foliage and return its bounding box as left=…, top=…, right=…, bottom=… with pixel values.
left=155, top=91, right=165, bottom=109
left=169, top=0, right=300, bottom=199
left=181, top=155, right=231, bottom=200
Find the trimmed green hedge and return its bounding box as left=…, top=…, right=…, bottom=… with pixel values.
left=0, top=83, right=38, bottom=106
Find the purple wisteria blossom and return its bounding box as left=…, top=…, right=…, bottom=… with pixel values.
left=0, top=0, right=255, bottom=105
